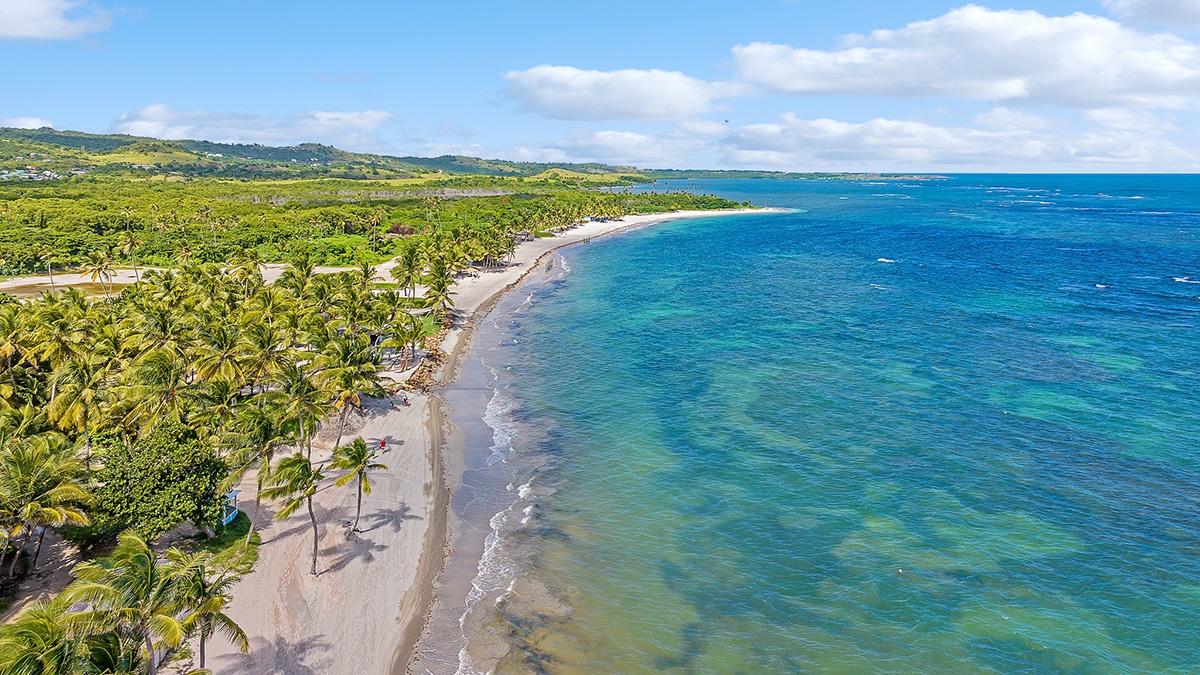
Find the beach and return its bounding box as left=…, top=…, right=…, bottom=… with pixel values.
left=198, top=208, right=767, bottom=674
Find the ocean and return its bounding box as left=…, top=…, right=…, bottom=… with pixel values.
left=427, top=176, right=1200, bottom=674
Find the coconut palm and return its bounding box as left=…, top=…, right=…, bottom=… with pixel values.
left=192, top=322, right=246, bottom=385
left=0, top=598, right=95, bottom=675
left=167, top=549, right=249, bottom=670
left=64, top=532, right=187, bottom=675
left=225, top=401, right=291, bottom=546
left=314, top=336, right=382, bottom=450
left=390, top=241, right=424, bottom=299
left=260, top=453, right=325, bottom=575
left=47, top=354, right=113, bottom=470
left=121, top=230, right=140, bottom=283
left=3, top=434, right=91, bottom=578
left=119, top=349, right=191, bottom=432
left=37, top=250, right=56, bottom=292
left=83, top=250, right=116, bottom=300
left=330, top=437, right=388, bottom=532
left=273, top=361, right=327, bottom=460
left=240, top=323, right=290, bottom=397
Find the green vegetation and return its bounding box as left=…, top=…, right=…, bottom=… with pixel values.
left=91, top=424, right=228, bottom=540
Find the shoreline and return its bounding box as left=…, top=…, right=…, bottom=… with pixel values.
left=400, top=207, right=782, bottom=672
left=192, top=208, right=779, bottom=674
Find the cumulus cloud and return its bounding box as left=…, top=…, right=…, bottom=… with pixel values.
left=111, top=104, right=395, bottom=152
left=3, top=117, right=54, bottom=129
left=0, top=0, right=111, bottom=40
left=733, top=5, right=1200, bottom=109
left=504, top=65, right=741, bottom=121
left=974, top=107, right=1051, bottom=131
left=720, top=111, right=1198, bottom=169
left=1103, top=0, right=1200, bottom=27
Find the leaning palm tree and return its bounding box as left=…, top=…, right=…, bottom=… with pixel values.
left=314, top=336, right=383, bottom=451
left=3, top=434, right=91, bottom=579
left=167, top=549, right=249, bottom=670
left=260, top=453, right=325, bottom=575
left=64, top=532, right=187, bottom=675
left=330, top=437, right=388, bottom=532
left=224, top=401, right=291, bottom=546
left=0, top=598, right=95, bottom=675
left=83, top=250, right=116, bottom=300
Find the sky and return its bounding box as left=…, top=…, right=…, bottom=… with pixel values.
left=3, top=0, right=1200, bottom=171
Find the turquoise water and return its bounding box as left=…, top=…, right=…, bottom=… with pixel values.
left=464, top=177, right=1200, bottom=674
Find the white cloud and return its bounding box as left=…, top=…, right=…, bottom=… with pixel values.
left=1103, top=0, right=1200, bottom=27
left=720, top=111, right=1199, bottom=170
left=974, top=107, right=1051, bottom=131
left=2, top=117, right=54, bottom=129
left=504, top=65, right=740, bottom=121
left=0, top=0, right=110, bottom=39
left=111, top=104, right=395, bottom=152
left=733, top=5, right=1200, bottom=109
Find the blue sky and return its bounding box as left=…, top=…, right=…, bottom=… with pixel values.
left=3, top=0, right=1200, bottom=171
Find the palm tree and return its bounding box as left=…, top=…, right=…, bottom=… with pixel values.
left=330, top=437, right=388, bottom=532
left=314, top=336, right=382, bottom=451
left=260, top=453, right=325, bottom=575
left=3, top=434, right=91, bottom=578
left=167, top=549, right=249, bottom=670
left=37, top=250, right=56, bottom=292
left=0, top=598, right=94, bottom=675
left=64, top=532, right=188, bottom=675
left=423, top=258, right=456, bottom=318
left=83, top=250, right=116, bottom=300
left=119, top=349, right=190, bottom=432
left=192, top=322, right=246, bottom=385
left=273, top=361, right=327, bottom=460
left=48, top=354, right=113, bottom=470
left=225, top=401, right=290, bottom=546
left=240, top=323, right=289, bottom=397
left=390, top=241, right=424, bottom=299
left=120, top=228, right=139, bottom=281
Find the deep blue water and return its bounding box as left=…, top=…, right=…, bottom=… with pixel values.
left=463, top=176, right=1200, bottom=674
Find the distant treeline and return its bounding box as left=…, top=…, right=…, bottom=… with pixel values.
left=0, top=175, right=744, bottom=276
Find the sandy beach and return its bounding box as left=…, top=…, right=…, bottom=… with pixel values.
left=87, top=208, right=767, bottom=674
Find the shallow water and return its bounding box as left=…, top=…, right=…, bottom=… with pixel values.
left=448, top=176, right=1200, bottom=674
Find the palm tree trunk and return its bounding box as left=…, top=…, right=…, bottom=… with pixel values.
left=299, top=409, right=308, bottom=461
left=334, top=406, right=348, bottom=450
left=246, top=476, right=262, bottom=547
left=143, top=627, right=158, bottom=675
left=7, top=528, right=32, bottom=579
left=199, top=622, right=208, bottom=669
left=30, top=527, right=47, bottom=571
left=353, top=477, right=363, bottom=531
left=307, top=496, right=319, bottom=575
left=47, top=263, right=55, bottom=292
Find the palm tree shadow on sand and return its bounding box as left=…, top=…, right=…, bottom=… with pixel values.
left=210, top=634, right=332, bottom=675
left=357, top=502, right=421, bottom=535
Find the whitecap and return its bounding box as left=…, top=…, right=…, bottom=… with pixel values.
left=877, top=258, right=896, bottom=263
